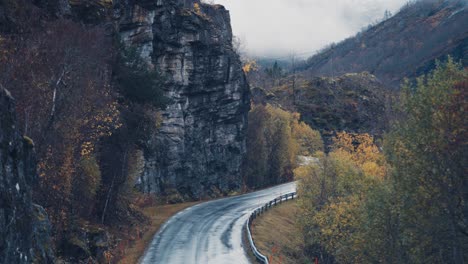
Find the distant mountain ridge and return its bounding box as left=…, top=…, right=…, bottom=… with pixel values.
left=299, top=0, right=468, bottom=87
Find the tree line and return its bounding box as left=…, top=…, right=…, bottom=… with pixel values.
left=244, top=104, right=323, bottom=189
left=295, top=58, right=467, bottom=263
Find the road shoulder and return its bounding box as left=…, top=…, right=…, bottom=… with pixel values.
left=118, top=202, right=199, bottom=264
left=250, top=201, right=304, bottom=264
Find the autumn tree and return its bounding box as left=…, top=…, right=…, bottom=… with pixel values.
left=265, top=61, right=284, bottom=86
left=384, top=58, right=468, bottom=263
left=295, top=59, right=468, bottom=264
left=332, top=132, right=386, bottom=179
left=296, top=132, right=386, bottom=263
left=0, top=19, right=121, bottom=241
left=292, top=115, right=324, bottom=156
left=245, top=104, right=313, bottom=188
left=242, top=59, right=258, bottom=74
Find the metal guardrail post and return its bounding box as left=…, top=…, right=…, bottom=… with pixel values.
left=245, top=191, right=297, bottom=264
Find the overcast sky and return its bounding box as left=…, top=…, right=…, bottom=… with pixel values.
left=212, top=0, right=409, bottom=58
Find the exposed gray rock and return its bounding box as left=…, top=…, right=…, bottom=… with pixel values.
left=0, top=86, right=34, bottom=263
left=31, top=204, right=54, bottom=263
left=118, top=0, right=250, bottom=199
left=0, top=87, right=53, bottom=263
left=0, top=87, right=54, bottom=263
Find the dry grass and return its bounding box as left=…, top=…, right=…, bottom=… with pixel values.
left=118, top=202, right=199, bottom=264
left=251, top=201, right=304, bottom=264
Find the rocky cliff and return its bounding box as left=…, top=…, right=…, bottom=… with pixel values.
left=0, top=87, right=54, bottom=263
left=117, top=0, right=250, bottom=199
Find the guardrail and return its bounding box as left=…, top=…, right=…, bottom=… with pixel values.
left=245, top=192, right=297, bottom=264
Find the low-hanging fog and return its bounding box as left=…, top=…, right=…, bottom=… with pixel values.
left=212, top=0, right=409, bottom=58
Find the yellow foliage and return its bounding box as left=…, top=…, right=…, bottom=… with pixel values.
left=243, top=60, right=258, bottom=73
left=245, top=104, right=310, bottom=187
left=332, top=132, right=386, bottom=179
left=80, top=100, right=121, bottom=157
left=292, top=118, right=323, bottom=155
left=313, top=195, right=366, bottom=263
left=296, top=132, right=389, bottom=262
left=361, top=161, right=382, bottom=178
left=193, top=3, right=202, bottom=15
left=78, top=156, right=102, bottom=199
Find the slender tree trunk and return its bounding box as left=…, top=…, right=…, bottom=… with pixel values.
left=101, top=172, right=116, bottom=224
left=24, top=108, right=29, bottom=135
left=101, top=150, right=128, bottom=224
left=49, top=68, right=66, bottom=122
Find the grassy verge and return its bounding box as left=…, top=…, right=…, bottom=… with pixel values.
left=251, top=201, right=304, bottom=264
left=118, top=202, right=199, bottom=264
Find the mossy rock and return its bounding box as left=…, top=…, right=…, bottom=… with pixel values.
left=23, top=136, right=34, bottom=147
left=62, top=236, right=91, bottom=259
left=166, top=188, right=185, bottom=204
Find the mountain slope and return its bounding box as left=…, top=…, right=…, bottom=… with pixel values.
left=300, top=0, right=468, bottom=87
left=251, top=72, right=388, bottom=143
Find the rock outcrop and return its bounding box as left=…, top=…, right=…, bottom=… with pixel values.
left=0, top=87, right=54, bottom=263
left=251, top=72, right=387, bottom=145
left=294, top=73, right=387, bottom=135
left=118, top=0, right=250, bottom=199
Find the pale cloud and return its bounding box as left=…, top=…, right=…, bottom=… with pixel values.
left=212, top=0, right=409, bottom=58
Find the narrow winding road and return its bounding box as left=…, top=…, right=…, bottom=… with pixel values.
left=140, top=182, right=296, bottom=264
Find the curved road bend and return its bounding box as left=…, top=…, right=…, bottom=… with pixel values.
left=140, top=182, right=296, bottom=264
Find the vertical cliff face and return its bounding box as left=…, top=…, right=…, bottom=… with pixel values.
left=118, top=0, right=250, bottom=199
left=0, top=87, right=53, bottom=263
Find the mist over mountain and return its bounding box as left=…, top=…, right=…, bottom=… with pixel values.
left=297, top=0, right=468, bottom=87
left=246, top=0, right=467, bottom=146
left=214, top=0, right=408, bottom=57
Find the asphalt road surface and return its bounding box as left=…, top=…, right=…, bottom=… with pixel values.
left=140, top=182, right=296, bottom=264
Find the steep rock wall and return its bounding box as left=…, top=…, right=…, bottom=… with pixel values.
left=0, top=87, right=53, bottom=263
left=118, top=0, right=250, bottom=199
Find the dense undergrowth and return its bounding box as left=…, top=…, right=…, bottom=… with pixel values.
left=0, top=3, right=167, bottom=261
left=293, top=59, right=467, bottom=263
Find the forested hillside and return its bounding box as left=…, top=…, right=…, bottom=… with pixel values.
left=247, top=59, right=467, bottom=264
left=245, top=0, right=467, bottom=145
left=250, top=72, right=388, bottom=141
left=241, top=2, right=468, bottom=261
left=299, top=0, right=468, bottom=87
left=293, top=59, right=468, bottom=264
